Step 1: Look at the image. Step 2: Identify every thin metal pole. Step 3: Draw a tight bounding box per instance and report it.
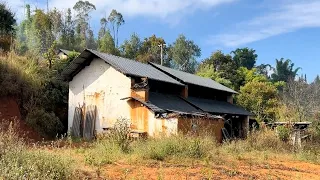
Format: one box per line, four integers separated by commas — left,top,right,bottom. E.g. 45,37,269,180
160,44,163,65
159,43,166,65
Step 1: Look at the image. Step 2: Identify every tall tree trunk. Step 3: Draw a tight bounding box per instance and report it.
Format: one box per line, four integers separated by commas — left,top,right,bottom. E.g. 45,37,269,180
116,26,119,48
112,23,115,48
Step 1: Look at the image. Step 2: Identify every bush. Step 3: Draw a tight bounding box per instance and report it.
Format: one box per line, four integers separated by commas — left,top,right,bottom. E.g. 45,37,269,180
0,150,73,179
85,140,123,166
133,135,215,161
223,129,288,153
276,126,291,142
107,118,131,153
0,122,73,179
26,108,64,138
0,52,68,137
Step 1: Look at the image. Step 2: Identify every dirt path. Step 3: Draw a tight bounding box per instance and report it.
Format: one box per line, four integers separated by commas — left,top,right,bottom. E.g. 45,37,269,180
96,160,320,180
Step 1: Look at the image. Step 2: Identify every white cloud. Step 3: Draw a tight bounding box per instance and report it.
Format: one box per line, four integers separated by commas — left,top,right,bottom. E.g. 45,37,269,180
208,0,320,47
8,0,235,24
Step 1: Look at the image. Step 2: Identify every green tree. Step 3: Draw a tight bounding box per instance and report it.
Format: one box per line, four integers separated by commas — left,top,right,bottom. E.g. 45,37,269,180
59,8,76,50
271,58,300,82
169,34,201,73
197,64,233,88
48,8,62,40
73,0,96,49
237,81,279,122
31,9,53,55
44,41,58,69
15,5,31,54
255,63,272,78
137,35,168,64
235,67,269,89
108,9,125,47
198,50,237,88
98,17,107,40
87,29,96,49
231,48,257,69
0,2,16,51
120,33,142,59
99,30,119,55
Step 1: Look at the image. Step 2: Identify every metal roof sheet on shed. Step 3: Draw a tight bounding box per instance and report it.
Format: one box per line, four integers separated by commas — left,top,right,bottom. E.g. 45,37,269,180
149,62,237,94
187,97,253,116
59,49,73,55
121,96,165,113
148,92,203,114
61,49,183,86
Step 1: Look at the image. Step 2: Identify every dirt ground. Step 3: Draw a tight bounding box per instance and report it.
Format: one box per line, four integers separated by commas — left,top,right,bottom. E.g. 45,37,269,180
73,158,320,180
0,97,42,141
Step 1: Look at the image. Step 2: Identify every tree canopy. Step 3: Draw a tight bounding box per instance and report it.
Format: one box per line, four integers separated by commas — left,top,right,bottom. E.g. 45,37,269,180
0,2,16,51
231,48,257,70
168,34,201,73
271,58,300,82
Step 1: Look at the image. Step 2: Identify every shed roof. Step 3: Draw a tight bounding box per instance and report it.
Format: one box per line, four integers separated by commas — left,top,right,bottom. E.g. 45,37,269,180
149,62,237,94
120,96,165,113
186,97,253,116
61,49,183,86
148,92,203,114
59,49,72,55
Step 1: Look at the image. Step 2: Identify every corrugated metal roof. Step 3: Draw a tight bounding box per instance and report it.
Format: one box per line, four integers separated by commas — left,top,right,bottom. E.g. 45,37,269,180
149,62,237,94
121,97,165,113
61,49,183,86
149,92,203,114
121,94,221,119
187,97,253,116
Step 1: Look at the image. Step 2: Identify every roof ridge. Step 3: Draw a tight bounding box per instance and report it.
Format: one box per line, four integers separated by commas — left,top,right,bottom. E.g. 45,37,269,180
83,49,184,86
148,62,237,94
149,62,213,81
89,49,149,66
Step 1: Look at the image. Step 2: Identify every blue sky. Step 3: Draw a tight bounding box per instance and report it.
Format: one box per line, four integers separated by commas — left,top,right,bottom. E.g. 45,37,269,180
8,0,320,82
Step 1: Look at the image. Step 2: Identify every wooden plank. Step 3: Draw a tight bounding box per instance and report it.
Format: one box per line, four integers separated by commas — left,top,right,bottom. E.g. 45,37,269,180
83,105,96,140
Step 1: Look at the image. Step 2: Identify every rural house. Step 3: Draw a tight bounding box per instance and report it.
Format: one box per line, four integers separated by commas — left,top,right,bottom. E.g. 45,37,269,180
61,49,252,142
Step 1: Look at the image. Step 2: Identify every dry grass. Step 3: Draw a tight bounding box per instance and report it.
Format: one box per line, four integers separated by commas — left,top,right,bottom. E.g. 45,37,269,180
2,121,320,179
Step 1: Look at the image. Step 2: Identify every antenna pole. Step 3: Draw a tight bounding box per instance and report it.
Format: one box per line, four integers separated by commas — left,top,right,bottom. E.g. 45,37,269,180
158,43,166,65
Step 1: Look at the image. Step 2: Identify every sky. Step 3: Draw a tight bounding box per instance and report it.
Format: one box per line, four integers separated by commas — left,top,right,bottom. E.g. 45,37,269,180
6,0,320,82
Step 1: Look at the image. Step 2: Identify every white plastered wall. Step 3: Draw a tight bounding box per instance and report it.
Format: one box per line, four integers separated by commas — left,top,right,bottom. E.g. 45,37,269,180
68,58,131,132
147,110,178,137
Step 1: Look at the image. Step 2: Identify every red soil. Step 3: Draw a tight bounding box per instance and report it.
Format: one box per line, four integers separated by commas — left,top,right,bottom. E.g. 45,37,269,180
98,160,320,180
0,97,42,141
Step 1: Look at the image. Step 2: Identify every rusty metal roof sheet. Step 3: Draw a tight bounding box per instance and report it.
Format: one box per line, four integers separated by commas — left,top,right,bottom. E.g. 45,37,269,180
186,97,253,116
149,62,237,94
61,49,183,86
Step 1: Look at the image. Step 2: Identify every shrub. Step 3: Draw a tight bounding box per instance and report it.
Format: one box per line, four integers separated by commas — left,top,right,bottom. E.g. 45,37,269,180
133,135,215,161
276,126,291,142
0,150,73,179
223,129,288,153
0,121,74,179
26,108,64,138
107,118,131,153
0,53,68,137
85,140,123,166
